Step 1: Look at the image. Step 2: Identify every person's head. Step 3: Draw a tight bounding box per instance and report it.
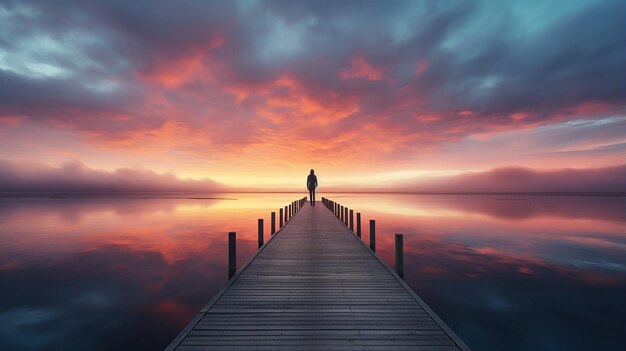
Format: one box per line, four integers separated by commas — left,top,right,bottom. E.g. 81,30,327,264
310,169,315,175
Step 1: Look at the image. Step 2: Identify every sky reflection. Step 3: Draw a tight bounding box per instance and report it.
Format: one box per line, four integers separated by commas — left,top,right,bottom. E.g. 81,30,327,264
0,193,625,350
0,193,300,350
327,193,626,350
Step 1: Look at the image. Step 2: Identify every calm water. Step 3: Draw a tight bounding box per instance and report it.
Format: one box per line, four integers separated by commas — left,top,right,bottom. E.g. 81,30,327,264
0,193,625,350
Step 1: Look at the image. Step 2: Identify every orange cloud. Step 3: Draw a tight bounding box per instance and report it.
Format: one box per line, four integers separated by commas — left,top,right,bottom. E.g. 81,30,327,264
135,35,225,88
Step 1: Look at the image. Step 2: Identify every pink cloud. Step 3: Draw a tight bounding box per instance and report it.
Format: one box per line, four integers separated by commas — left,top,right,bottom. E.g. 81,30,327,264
402,165,626,194
340,56,385,81
0,159,225,192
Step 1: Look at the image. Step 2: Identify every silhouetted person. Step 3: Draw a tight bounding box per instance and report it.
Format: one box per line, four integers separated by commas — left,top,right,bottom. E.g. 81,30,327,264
307,169,318,206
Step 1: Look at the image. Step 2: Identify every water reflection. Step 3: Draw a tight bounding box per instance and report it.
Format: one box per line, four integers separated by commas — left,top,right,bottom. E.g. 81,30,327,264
1,193,625,350
0,193,300,350
328,193,626,351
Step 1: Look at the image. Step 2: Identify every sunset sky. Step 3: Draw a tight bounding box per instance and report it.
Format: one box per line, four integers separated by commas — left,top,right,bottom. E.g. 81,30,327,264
0,0,624,190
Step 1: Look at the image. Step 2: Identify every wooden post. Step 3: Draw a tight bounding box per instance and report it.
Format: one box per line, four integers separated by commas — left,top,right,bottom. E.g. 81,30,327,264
349,209,354,231
258,219,264,248
279,208,283,228
369,220,376,252
271,212,276,235
341,205,344,222
284,206,288,223
395,233,404,279
344,207,348,225
228,232,236,279
356,212,361,238
289,203,292,218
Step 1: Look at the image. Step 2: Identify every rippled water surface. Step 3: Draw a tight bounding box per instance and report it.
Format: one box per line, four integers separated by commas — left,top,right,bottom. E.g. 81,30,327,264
1,193,625,350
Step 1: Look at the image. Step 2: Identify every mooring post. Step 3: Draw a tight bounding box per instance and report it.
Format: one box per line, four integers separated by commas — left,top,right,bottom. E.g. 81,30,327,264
258,219,264,248
284,206,288,223
271,212,276,235
341,205,344,222
289,203,292,218
344,207,348,225
370,220,376,252
395,233,404,279
356,212,361,238
279,208,283,228
228,231,236,279
349,209,354,231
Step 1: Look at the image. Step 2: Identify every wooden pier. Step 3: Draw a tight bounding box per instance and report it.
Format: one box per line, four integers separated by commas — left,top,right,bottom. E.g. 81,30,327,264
166,197,470,350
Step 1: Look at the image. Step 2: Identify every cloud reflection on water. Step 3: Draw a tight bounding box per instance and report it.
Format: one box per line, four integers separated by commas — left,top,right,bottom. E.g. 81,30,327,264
0,193,625,350
330,193,626,350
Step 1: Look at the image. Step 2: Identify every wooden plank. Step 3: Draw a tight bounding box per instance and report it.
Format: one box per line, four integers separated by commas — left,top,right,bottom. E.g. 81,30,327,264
166,202,470,350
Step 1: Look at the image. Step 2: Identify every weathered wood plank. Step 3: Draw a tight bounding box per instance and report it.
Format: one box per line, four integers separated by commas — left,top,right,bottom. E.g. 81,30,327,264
166,202,470,350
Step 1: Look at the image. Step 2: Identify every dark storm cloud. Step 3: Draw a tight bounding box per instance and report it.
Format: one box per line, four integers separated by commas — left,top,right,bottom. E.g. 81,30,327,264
0,0,624,145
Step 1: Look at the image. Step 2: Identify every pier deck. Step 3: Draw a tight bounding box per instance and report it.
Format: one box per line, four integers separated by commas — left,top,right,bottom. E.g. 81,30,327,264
166,202,469,350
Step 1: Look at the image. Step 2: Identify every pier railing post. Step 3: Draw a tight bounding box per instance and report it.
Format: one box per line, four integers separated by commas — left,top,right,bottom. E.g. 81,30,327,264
284,206,288,223
349,209,354,231
356,213,361,238
258,219,264,248
289,203,292,218
344,207,348,225
395,233,404,279
271,212,276,235
370,220,376,252
340,205,344,222
228,232,236,279
279,208,283,228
